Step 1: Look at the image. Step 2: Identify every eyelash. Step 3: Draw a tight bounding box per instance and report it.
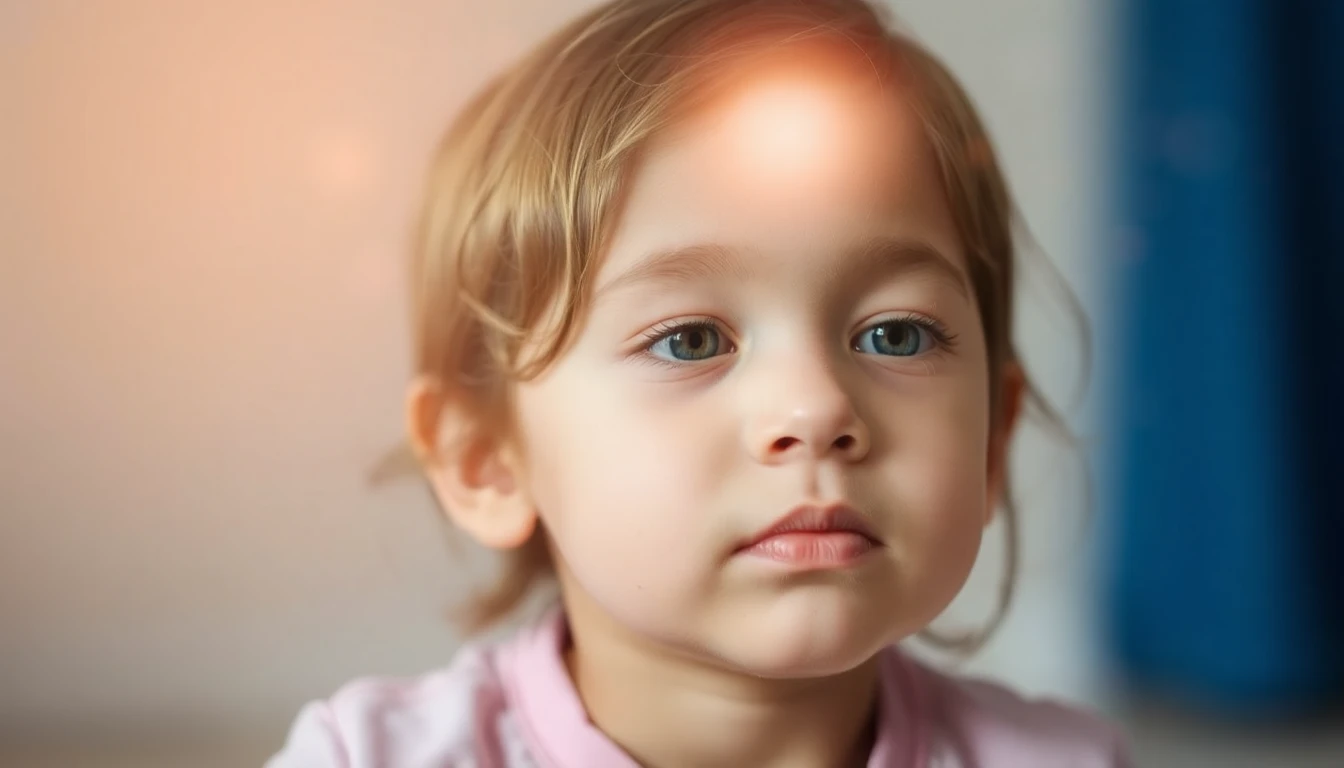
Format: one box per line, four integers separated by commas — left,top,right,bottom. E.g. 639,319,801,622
854,314,958,354
636,319,729,369
634,314,957,368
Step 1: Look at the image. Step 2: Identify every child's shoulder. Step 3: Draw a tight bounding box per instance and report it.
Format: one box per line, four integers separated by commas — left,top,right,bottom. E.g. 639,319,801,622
264,638,529,768
894,650,1132,767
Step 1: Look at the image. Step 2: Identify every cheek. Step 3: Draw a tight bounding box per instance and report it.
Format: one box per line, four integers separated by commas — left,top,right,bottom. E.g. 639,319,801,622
901,395,988,513
513,372,724,604
879,369,990,591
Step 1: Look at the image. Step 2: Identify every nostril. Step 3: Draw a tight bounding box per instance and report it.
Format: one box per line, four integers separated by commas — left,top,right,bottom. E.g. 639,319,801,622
834,434,856,451
771,436,800,453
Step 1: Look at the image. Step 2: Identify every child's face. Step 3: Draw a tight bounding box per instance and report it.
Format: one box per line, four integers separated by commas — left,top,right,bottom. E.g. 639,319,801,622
513,69,1001,676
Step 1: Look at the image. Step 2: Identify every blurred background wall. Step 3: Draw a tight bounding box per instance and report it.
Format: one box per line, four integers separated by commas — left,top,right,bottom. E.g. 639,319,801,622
1107,0,1344,721
1,1,1339,766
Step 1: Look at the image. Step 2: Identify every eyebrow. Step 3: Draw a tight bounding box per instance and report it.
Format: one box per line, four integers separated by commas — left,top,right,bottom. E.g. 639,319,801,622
593,235,970,302
842,235,971,301
593,243,749,302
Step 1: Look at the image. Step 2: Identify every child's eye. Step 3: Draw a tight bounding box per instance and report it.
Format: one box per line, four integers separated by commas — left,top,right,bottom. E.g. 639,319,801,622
644,321,732,362
851,318,944,357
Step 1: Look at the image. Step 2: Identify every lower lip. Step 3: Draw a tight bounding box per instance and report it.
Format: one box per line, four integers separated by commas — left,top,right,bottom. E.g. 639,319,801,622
738,532,877,568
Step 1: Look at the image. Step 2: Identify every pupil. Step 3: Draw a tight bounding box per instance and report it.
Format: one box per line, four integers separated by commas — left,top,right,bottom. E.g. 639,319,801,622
672,328,714,359
880,323,913,353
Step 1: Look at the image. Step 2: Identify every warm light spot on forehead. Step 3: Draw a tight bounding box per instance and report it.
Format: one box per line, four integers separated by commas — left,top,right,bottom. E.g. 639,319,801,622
708,71,883,203
737,80,837,167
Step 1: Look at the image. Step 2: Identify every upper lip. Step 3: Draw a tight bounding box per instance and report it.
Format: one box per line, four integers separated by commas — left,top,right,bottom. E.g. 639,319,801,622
738,503,882,550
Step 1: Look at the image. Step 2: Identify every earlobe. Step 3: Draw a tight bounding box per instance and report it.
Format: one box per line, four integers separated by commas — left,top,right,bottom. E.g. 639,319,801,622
405,376,538,550
984,361,1026,525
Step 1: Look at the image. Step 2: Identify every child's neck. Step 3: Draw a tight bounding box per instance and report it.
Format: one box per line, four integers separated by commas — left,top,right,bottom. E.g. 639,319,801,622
561,598,881,768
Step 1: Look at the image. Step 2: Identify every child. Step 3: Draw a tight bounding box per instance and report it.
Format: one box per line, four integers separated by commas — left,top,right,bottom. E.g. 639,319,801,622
270,0,1129,765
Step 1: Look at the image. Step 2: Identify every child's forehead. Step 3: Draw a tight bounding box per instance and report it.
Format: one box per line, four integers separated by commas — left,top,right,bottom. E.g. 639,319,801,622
691,67,901,188
639,46,925,193
601,65,948,269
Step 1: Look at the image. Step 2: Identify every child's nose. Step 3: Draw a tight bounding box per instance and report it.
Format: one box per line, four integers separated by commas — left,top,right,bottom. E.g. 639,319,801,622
740,361,870,465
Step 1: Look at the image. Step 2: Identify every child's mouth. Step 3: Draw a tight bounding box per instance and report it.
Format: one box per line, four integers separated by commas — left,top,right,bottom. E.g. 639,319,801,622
735,503,882,568
738,531,878,567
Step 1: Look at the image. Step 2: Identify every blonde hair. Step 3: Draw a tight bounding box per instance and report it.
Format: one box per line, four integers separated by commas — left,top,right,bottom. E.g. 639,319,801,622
392,0,1083,653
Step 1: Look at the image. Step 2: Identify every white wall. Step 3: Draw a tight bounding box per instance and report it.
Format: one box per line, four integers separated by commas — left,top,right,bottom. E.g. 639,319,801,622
0,0,1112,762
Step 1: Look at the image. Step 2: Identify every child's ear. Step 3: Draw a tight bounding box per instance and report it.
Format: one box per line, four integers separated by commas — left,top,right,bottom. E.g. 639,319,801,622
405,375,537,550
985,361,1026,525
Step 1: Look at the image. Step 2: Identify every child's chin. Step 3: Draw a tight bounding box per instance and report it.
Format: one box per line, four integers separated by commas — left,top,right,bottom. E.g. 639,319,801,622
711,612,899,679
730,641,884,680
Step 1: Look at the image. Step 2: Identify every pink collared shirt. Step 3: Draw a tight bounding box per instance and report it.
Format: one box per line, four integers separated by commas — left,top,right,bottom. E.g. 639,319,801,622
268,610,1130,767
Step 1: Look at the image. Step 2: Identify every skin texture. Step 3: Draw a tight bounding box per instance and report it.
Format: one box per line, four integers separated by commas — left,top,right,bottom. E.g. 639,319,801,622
411,63,1023,768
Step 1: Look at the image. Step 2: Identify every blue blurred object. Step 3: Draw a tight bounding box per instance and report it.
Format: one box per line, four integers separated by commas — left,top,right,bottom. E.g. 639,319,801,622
1109,0,1344,714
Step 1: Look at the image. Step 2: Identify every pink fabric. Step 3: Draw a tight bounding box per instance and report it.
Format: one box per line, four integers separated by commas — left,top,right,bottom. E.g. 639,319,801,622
268,609,1130,767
